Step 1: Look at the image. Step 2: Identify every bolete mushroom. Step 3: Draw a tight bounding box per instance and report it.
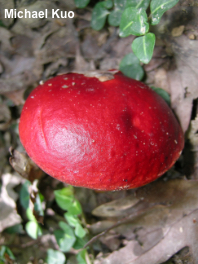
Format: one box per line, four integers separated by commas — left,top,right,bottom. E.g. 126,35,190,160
19,70,184,191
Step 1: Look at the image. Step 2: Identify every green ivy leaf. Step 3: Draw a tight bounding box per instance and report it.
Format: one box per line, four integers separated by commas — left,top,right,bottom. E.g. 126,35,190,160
64,213,79,227
74,0,90,8
73,237,87,250
108,9,122,26
0,20,6,28
119,53,144,80
114,0,127,8
54,187,74,211
25,221,42,239
126,0,150,10
119,7,149,37
76,249,87,264
150,0,179,25
150,86,171,105
55,222,76,252
0,246,15,261
132,33,155,64
59,221,72,233
46,249,66,264
108,0,127,26
68,199,82,215
103,0,113,9
64,213,86,238
26,207,36,222
59,186,74,196
34,192,44,216
91,2,110,31
5,224,23,234
19,180,31,209
75,223,86,238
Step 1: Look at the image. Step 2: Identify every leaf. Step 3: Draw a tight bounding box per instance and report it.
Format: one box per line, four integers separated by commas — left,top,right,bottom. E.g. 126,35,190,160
119,7,149,37
103,0,113,9
76,249,87,264
9,148,43,181
93,179,198,263
167,35,198,132
150,86,171,105
26,207,36,221
0,103,11,130
91,2,110,31
19,180,31,210
108,0,127,26
108,9,123,27
126,0,150,10
114,0,127,7
131,33,155,64
25,220,42,239
0,20,6,28
74,0,90,8
64,213,79,227
54,187,74,211
92,194,139,218
59,221,73,233
68,199,82,215
46,249,66,264
5,224,23,234
0,173,22,232
58,186,74,197
119,53,144,80
75,223,87,238
150,0,179,25
34,192,44,216
65,213,86,238
0,246,15,261
55,223,76,252
73,237,87,250
55,187,82,214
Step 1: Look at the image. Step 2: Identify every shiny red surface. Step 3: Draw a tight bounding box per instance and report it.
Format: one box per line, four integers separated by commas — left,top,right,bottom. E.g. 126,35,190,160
19,71,184,190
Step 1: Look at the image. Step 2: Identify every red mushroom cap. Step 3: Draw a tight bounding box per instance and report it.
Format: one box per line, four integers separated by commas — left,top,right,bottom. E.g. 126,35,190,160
19,71,184,191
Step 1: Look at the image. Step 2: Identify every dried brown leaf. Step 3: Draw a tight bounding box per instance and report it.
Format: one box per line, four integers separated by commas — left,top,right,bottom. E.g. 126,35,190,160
0,103,11,130
185,114,198,179
92,195,139,218
9,149,45,223
0,0,14,27
9,148,44,182
0,73,34,94
188,114,198,151
0,27,13,52
92,179,198,263
167,35,198,133
17,1,57,29
0,173,22,232
3,89,26,105
94,210,198,264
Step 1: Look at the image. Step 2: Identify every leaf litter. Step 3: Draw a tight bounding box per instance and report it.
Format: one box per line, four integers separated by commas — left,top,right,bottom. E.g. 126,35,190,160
92,179,198,264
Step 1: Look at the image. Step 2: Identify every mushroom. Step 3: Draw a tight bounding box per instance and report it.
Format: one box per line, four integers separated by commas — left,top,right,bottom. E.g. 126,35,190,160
19,71,184,191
